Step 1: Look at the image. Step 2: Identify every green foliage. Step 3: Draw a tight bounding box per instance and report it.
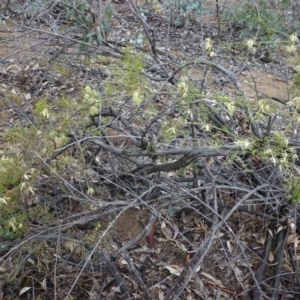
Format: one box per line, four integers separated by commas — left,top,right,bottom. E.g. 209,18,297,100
161,116,180,142
65,0,116,49
0,186,55,240
21,0,53,17
0,156,25,194
245,132,297,171
34,98,49,115
224,0,300,41
52,63,72,76
0,88,97,241
1,85,99,184
18,0,116,51
129,33,145,48
164,0,202,15
105,48,147,97
0,194,27,240
163,0,202,27
294,72,300,87
286,178,300,203
83,85,101,115
0,160,38,240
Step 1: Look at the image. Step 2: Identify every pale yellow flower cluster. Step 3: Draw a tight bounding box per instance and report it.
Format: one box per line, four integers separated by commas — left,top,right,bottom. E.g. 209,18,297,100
205,38,216,57
132,88,143,105
177,76,189,98
246,38,256,52
84,86,101,115
286,33,299,53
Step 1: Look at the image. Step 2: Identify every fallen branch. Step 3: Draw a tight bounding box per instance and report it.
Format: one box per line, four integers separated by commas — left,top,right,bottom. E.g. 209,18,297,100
252,233,273,300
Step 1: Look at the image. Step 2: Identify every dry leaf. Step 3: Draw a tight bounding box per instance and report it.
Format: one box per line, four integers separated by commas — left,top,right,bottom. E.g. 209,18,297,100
173,223,179,239
201,272,224,287
161,221,173,239
287,233,297,245
164,265,182,276
294,165,300,176
0,258,14,272
182,214,194,224
158,290,164,300
175,240,188,252
207,157,214,167
294,236,300,249
277,225,285,233
92,278,101,293
19,287,31,296
234,267,243,281
227,240,232,254
41,279,47,291
267,229,273,237
88,290,99,300
214,232,224,239
290,222,296,233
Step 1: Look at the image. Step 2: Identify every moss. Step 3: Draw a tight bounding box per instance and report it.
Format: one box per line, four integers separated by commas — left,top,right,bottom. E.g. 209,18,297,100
1,90,23,106
0,156,25,194
0,189,27,240
286,178,300,203
294,72,300,87
51,62,72,76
